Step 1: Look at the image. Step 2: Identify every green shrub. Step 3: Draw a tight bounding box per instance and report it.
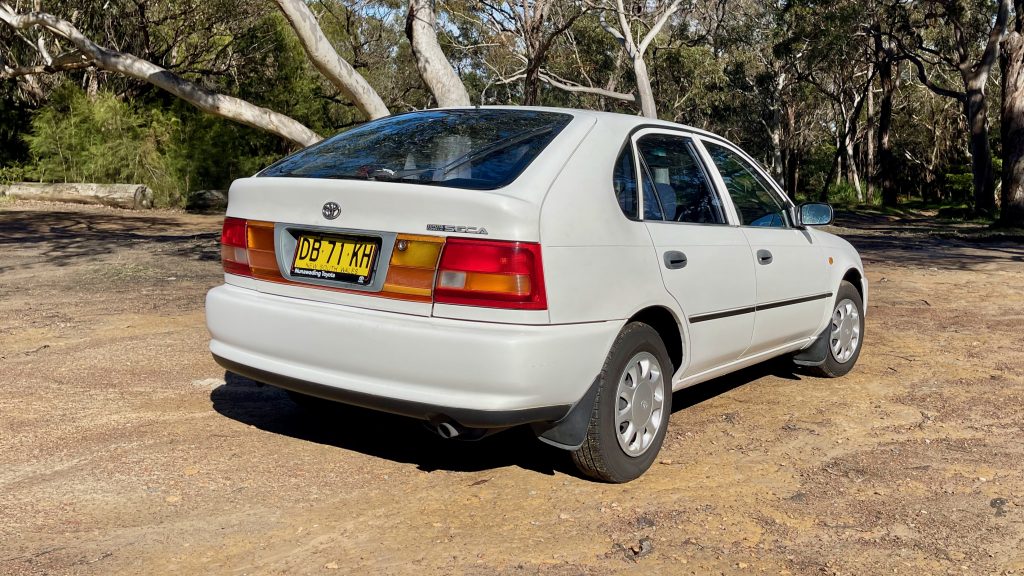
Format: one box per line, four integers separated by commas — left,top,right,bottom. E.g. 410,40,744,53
24,85,184,207
0,164,35,184
943,171,973,203
824,181,864,207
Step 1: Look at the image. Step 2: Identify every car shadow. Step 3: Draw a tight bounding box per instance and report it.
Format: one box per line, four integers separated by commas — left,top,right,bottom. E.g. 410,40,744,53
672,356,803,413
210,360,798,478
209,371,573,477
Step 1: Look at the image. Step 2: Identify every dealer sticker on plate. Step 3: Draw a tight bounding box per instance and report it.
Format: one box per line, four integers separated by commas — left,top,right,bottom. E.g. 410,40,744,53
291,234,377,284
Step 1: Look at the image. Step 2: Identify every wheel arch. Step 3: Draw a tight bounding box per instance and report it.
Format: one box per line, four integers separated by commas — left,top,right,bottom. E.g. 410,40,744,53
627,305,684,374
841,267,864,300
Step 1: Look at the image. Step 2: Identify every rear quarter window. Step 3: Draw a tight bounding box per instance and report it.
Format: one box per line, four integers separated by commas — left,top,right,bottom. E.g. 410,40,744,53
259,110,573,191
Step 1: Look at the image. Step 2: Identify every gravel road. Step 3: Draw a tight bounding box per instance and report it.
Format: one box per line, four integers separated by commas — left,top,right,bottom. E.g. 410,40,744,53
1,200,1022,575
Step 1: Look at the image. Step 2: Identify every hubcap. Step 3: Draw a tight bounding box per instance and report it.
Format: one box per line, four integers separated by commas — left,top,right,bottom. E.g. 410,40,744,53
614,352,666,457
830,298,861,363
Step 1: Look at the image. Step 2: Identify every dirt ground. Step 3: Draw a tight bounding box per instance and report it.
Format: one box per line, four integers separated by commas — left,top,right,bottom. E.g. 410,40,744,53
1,199,1022,576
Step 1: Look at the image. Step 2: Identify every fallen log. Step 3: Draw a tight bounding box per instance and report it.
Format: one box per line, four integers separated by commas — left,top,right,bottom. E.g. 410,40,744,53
0,182,154,209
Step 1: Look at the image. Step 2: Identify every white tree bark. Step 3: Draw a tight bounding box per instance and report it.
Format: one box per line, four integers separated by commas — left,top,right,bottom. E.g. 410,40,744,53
538,70,636,102
406,0,470,107
632,55,657,118
598,0,684,118
274,0,390,119
0,5,322,147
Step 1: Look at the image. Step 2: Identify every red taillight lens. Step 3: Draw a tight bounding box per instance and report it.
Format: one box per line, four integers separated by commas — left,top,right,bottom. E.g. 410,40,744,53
434,238,546,310
221,217,252,276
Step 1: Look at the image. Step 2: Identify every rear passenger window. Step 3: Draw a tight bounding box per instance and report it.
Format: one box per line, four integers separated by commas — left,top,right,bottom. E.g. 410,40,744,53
636,134,725,224
613,146,639,219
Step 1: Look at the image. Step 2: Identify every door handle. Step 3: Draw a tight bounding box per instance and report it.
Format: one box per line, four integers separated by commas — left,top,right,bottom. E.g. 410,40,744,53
757,249,773,265
663,250,688,269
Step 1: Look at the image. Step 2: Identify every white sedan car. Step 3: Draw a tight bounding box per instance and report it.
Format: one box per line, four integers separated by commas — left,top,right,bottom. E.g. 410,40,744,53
206,107,866,482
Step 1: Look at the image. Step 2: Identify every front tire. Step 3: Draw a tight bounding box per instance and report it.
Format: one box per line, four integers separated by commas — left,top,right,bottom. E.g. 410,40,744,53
572,322,673,483
806,280,864,378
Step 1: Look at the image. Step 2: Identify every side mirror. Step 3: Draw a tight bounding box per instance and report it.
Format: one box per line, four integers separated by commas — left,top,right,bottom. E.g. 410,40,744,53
796,202,834,227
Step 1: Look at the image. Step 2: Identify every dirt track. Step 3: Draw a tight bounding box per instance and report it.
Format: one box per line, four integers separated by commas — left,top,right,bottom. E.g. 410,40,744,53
1,200,1022,575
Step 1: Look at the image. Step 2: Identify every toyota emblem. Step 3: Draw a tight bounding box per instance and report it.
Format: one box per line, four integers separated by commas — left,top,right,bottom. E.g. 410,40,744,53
322,201,341,220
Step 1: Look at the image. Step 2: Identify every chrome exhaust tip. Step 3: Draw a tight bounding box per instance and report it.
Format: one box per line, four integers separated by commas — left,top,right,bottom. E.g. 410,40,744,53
435,421,461,439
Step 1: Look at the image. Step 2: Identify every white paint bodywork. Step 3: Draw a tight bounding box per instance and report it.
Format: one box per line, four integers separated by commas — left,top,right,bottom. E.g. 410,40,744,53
206,106,866,422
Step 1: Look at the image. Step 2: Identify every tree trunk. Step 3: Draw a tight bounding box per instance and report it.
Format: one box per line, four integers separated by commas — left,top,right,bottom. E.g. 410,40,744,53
784,104,799,197
768,108,784,186
841,127,863,201
275,0,390,120
523,59,542,106
865,76,875,203
878,58,898,207
964,82,997,215
633,56,657,118
820,135,841,202
406,0,470,108
1001,25,1024,227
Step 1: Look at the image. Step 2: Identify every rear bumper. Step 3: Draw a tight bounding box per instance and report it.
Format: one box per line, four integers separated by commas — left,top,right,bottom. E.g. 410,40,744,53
213,354,570,428
206,284,622,428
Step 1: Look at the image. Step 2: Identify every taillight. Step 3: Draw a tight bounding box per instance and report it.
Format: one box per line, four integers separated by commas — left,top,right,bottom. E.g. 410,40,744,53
220,220,545,310
382,234,444,301
434,238,546,310
246,221,281,280
221,217,251,276
221,217,280,279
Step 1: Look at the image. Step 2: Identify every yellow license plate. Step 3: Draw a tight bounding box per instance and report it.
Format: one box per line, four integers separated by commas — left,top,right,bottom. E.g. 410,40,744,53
291,234,378,283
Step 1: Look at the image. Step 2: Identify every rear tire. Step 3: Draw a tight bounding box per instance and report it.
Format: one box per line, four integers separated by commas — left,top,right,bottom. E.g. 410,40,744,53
805,280,864,378
572,322,673,483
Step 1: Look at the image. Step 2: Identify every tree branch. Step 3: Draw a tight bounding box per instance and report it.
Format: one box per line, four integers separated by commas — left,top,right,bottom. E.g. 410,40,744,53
638,0,684,55
538,70,636,101
1,59,91,78
273,0,390,119
598,10,626,45
0,5,322,147
902,47,967,100
406,0,470,108
974,0,1012,81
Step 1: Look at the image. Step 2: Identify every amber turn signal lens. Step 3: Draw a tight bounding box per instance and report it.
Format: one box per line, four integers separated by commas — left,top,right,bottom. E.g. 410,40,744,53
382,234,444,299
245,220,281,280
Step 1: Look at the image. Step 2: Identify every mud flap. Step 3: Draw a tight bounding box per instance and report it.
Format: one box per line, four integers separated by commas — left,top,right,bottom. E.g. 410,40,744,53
532,376,601,451
793,325,829,367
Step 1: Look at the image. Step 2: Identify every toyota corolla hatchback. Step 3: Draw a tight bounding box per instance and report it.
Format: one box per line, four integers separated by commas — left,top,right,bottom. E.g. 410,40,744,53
206,107,866,482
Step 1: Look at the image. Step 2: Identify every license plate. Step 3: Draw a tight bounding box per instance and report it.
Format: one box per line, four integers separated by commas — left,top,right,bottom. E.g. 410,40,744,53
291,234,378,284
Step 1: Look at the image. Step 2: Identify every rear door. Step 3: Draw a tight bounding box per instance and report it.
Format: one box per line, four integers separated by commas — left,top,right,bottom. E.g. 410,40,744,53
699,139,830,353
634,129,756,376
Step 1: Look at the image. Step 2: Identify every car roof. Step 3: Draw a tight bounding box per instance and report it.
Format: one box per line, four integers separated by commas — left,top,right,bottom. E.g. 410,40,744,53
432,105,723,141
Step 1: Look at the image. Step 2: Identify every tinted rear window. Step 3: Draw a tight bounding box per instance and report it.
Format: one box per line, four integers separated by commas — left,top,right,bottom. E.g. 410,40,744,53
259,110,573,190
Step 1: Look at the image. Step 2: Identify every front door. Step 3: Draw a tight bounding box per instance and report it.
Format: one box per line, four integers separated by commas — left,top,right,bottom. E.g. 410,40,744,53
700,139,830,354
634,130,757,377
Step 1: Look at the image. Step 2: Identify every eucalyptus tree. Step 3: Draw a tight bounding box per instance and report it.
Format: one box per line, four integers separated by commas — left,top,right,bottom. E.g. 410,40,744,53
869,15,903,206
0,0,469,146
895,0,1011,215
589,0,688,118
458,0,589,105
1000,0,1024,226
406,0,470,106
713,0,815,187
0,2,321,145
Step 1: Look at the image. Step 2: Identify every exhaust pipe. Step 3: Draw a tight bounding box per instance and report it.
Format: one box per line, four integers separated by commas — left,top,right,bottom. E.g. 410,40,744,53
428,418,493,440
435,421,462,439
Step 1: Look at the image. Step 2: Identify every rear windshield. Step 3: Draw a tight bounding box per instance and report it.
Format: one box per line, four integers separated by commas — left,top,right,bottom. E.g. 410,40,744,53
258,109,573,190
